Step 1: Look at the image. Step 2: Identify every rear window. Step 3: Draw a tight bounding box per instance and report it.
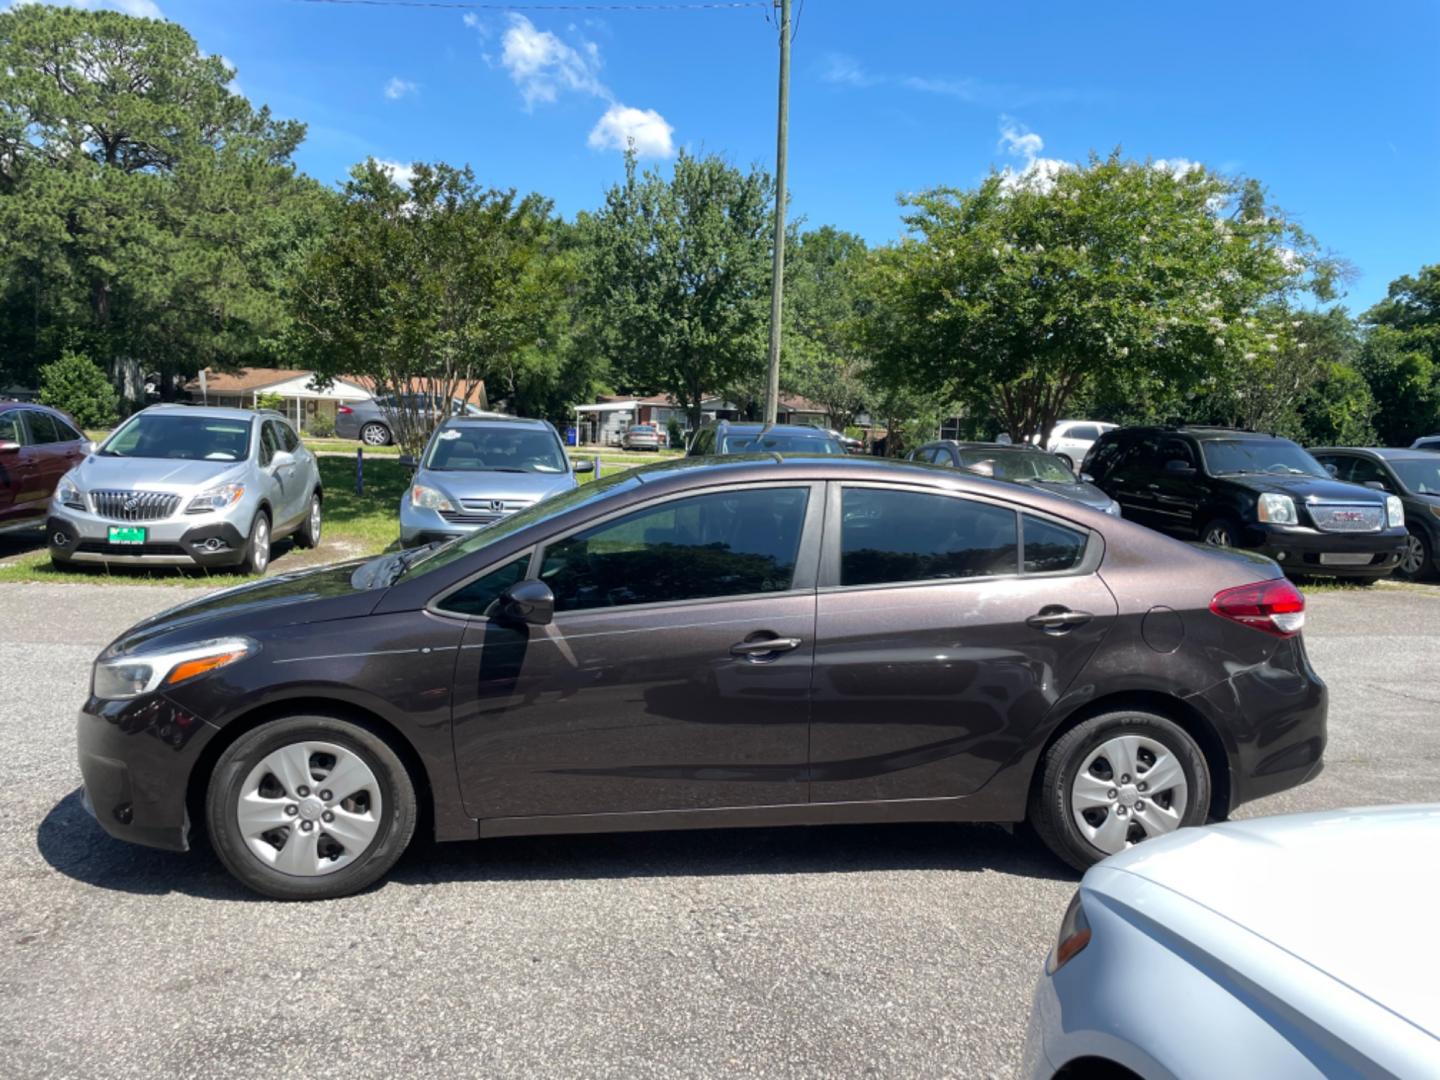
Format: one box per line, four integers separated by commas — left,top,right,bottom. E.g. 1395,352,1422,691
721,433,843,454
840,488,1019,586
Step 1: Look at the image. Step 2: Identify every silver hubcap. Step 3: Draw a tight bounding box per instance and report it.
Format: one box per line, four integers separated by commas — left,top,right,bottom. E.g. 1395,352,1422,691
237,741,383,877
1400,534,1423,575
1204,525,1231,547
1071,734,1189,855
309,497,322,542
362,424,387,445
252,517,270,572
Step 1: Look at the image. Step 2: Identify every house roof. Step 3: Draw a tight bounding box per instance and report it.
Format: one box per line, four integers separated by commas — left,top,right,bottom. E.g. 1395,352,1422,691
186,367,306,394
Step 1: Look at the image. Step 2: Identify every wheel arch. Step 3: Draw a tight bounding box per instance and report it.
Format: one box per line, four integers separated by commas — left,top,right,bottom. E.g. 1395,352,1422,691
1028,690,1232,821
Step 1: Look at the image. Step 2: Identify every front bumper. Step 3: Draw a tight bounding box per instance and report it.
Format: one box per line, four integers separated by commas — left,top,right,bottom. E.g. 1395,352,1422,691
398,497,471,548
77,694,220,852
1244,522,1407,578
48,509,251,568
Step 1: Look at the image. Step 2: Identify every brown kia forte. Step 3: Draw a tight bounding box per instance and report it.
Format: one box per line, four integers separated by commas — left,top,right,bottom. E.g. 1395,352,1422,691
76,455,1326,900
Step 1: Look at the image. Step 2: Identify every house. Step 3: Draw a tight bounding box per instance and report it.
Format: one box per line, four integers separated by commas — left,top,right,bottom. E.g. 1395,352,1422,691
185,368,371,433
570,392,835,447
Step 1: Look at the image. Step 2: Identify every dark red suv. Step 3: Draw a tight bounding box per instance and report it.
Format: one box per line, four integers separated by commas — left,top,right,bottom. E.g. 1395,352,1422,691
0,402,91,534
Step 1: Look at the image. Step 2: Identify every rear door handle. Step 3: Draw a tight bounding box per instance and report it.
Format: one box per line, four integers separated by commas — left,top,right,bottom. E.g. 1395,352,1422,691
730,636,802,658
1026,607,1093,632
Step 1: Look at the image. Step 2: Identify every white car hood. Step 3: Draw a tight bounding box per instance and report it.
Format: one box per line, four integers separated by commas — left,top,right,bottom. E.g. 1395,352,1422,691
1105,805,1440,1039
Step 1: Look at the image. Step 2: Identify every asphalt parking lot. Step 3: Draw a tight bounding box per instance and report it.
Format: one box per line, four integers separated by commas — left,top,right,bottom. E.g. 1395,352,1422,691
2,581,1437,1079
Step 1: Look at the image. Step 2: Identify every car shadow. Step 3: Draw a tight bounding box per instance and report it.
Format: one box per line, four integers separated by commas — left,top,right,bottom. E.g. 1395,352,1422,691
38,787,1078,903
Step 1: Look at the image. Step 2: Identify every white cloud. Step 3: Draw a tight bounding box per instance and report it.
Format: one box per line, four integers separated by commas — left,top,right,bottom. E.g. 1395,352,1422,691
500,13,606,108
588,104,674,158
996,116,1069,193
1152,157,1202,179
375,159,416,189
819,53,879,88
384,76,418,101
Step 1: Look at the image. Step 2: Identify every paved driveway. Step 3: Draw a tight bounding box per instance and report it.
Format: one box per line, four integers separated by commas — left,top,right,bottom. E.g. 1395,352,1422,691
1,582,1436,1078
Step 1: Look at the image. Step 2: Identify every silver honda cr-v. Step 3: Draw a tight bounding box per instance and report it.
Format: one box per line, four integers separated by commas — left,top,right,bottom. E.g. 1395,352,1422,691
47,405,322,574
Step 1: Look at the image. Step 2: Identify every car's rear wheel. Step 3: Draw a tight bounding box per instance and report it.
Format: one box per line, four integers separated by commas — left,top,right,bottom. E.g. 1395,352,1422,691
1200,516,1240,548
1396,529,1432,581
206,715,417,900
360,422,391,447
1031,711,1211,872
296,492,322,548
239,511,270,575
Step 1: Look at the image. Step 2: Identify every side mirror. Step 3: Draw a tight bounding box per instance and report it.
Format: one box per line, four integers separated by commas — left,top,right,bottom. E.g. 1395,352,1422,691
1079,472,1095,483
1164,460,1196,475
0,439,19,455
572,458,594,473
1363,480,1387,492
399,454,418,470
269,449,295,471
498,579,554,626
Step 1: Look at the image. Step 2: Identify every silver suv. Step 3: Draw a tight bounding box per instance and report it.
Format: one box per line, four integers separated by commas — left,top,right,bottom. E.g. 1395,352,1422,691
48,405,322,574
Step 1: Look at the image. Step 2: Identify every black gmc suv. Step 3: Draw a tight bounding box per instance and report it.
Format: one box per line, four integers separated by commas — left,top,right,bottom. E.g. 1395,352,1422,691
1081,425,1408,579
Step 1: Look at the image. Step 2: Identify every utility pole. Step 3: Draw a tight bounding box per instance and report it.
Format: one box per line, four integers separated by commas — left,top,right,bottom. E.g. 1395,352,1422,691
763,0,791,425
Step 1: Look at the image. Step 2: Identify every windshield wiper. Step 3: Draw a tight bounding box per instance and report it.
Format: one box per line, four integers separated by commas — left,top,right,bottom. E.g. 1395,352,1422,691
380,542,441,586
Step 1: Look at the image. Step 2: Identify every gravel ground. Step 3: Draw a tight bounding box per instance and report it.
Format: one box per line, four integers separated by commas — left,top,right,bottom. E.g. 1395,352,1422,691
0,581,1436,1079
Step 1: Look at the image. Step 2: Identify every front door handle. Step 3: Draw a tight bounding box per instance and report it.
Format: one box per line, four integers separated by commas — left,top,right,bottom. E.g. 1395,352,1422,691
730,636,802,658
1026,607,1093,633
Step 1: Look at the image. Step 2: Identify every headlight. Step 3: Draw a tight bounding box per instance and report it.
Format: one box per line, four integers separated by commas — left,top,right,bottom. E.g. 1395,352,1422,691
410,484,455,512
1257,492,1297,525
57,473,86,511
187,482,245,513
1386,495,1405,529
1104,500,1122,517
92,638,255,700
1046,891,1092,975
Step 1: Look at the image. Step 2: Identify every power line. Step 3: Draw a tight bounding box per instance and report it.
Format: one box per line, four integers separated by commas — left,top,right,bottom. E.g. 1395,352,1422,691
286,0,767,11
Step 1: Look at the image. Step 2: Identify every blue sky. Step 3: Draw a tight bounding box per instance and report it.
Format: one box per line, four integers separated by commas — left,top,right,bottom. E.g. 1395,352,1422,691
61,1,1440,310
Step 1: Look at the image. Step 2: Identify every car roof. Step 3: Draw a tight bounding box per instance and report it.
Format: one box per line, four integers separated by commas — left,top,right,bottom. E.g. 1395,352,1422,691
925,440,1047,453
140,404,261,422
714,422,835,435
1312,446,1436,461
438,415,550,430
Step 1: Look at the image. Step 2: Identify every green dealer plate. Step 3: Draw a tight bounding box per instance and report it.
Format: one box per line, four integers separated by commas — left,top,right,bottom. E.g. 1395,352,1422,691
107,526,146,545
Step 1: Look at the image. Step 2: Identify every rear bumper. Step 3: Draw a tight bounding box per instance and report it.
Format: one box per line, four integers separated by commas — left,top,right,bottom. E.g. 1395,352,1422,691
1245,522,1406,578
76,695,219,852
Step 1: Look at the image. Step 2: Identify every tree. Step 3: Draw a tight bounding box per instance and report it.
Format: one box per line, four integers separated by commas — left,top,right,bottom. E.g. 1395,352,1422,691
38,349,118,429
288,160,561,454
578,150,773,431
0,4,322,401
869,156,1342,442
782,226,870,429
1357,265,1440,444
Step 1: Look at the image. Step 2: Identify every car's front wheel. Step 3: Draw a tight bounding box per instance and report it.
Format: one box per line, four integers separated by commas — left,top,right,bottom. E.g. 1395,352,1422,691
206,715,417,900
296,492,322,548
1200,516,1240,548
239,511,270,575
1030,711,1211,872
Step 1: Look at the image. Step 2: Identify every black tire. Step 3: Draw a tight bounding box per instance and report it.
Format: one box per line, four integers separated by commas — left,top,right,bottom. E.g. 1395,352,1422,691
205,714,417,901
1056,453,1074,471
1396,528,1433,582
239,509,271,575
295,491,322,549
359,421,391,447
1199,516,1241,548
1030,711,1211,873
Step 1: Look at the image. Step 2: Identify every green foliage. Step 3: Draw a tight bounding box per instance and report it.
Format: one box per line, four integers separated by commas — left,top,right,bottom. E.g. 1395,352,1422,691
38,349,118,428
782,226,870,428
666,416,683,447
866,156,1342,441
254,392,284,412
1357,265,1440,444
578,150,773,429
308,412,336,438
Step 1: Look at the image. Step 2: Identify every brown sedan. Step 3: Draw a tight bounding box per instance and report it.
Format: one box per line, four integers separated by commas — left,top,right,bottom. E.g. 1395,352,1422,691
77,455,1325,899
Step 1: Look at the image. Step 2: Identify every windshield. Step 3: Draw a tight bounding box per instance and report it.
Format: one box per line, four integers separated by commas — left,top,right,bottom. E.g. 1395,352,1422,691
956,449,1075,483
423,425,567,473
720,432,843,454
398,469,645,580
100,414,253,462
1201,439,1328,478
1391,458,1440,495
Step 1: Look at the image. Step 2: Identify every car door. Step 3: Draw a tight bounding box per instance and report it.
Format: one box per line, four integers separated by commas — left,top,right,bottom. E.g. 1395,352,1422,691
1104,436,1165,526
274,420,313,526
13,410,78,525
446,482,824,819
0,410,34,528
1144,436,1206,536
808,483,1117,804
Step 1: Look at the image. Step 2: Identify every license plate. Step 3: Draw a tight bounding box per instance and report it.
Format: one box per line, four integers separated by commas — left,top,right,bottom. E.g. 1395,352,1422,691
1320,552,1371,566
107,526,146,545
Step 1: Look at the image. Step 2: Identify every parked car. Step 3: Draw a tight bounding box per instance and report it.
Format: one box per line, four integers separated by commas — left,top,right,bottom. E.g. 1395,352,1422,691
908,440,1121,515
1412,434,1440,452
1312,446,1440,581
816,426,863,454
1023,805,1440,1079
398,415,591,547
0,401,90,534
620,422,664,451
334,394,492,447
48,405,321,574
1082,425,1407,580
77,454,1325,899
1044,420,1117,470
687,420,845,455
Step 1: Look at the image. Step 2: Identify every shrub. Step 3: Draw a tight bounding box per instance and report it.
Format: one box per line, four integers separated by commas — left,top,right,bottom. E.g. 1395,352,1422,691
666,417,683,448
308,412,336,438
38,351,119,430
254,391,285,413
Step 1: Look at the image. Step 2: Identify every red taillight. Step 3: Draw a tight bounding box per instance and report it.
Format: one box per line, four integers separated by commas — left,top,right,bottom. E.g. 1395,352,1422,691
337,405,353,415
1210,579,1305,637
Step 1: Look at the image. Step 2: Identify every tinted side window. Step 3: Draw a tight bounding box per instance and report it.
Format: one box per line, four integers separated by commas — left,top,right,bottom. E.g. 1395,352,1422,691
1157,437,1195,467
1346,458,1387,487
1023,515,1088,574
48,414,83,442
540,487,809,612
438,555,530,617
25,411,62,444
0,412,20,443
259,421,280,465
1068,424,1100,441
840,488,1018,586
1084,437,1126,479
279,422,300,453
1314,454,1350,481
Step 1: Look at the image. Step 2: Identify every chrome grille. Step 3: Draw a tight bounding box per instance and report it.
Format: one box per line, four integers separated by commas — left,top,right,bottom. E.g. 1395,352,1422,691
91,490,182,522
1310,504,1384,533
439,510,502,526
459,498,533,514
